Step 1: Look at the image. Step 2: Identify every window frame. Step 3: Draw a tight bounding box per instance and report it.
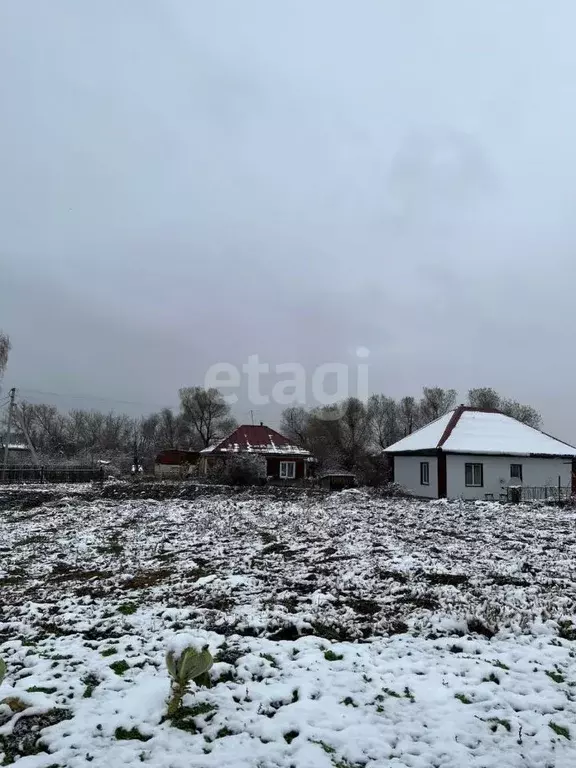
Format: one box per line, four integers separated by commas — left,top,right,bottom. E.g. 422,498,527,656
465,462,484,487
279,460,296,479
510,463,523,481
420,461,430,486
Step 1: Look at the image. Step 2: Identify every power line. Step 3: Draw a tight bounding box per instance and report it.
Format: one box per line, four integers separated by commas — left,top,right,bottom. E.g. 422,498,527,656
17,387,178,412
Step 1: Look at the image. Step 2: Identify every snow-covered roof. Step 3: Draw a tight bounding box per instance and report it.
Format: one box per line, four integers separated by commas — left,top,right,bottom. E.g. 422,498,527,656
201,424,310,456
384,407,576,457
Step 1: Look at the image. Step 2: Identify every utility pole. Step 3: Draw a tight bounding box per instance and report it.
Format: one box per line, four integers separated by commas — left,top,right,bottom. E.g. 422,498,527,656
15,404,40,468
1,387,16,482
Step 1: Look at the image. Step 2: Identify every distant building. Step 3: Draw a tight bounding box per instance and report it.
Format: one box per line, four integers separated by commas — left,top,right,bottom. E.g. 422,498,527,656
200,423,312,481
154,449,200,478
0,432,31,463
384,406,576,500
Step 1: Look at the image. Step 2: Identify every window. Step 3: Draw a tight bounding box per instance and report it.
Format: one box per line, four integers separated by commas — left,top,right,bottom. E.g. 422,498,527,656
420,461,430,485
279,461,296,479
510,463,523,481
465,463,483,487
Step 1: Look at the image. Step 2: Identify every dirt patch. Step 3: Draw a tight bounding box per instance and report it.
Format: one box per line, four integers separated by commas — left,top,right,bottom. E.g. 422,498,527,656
121,569,172,590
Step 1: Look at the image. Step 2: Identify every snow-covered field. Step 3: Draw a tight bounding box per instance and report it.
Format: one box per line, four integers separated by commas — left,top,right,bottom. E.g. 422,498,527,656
1,487,575,766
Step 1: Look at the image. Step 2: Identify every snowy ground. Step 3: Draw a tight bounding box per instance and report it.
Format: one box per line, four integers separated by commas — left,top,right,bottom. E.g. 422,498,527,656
1,488,575,766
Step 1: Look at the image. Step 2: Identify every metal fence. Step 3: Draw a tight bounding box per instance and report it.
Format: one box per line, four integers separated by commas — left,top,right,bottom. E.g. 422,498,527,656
0,465,105,484
508,485,573,503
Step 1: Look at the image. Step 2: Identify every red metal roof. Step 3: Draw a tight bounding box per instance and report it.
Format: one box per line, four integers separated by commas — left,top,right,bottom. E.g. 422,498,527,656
207,424,309,455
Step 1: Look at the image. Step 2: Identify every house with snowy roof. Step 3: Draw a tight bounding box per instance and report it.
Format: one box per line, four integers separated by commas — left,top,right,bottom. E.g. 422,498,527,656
384,406,576,500
200,423,313,481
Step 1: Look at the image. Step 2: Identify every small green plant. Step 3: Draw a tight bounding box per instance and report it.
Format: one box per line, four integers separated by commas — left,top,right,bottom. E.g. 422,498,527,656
83,673,101,699
284,730,299,744
0,658,6,685
324,650,344,662
455,693,472,704
100,648,117,657
110,660,130,676
117,603,137,616
546,669,565,684
492,660,510,671
166,644,214,716
549,721,570,739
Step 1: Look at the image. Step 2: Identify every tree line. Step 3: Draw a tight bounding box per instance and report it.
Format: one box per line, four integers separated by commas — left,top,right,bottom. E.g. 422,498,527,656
1,329,542,473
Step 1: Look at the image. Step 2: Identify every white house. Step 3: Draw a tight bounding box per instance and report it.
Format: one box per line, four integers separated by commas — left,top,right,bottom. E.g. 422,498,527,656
384,406,576,500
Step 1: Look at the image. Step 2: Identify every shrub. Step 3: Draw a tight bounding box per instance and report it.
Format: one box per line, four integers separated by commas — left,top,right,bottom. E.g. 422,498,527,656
222,455,267,486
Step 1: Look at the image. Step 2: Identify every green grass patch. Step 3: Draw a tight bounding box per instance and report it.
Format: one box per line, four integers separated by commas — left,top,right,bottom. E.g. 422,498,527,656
117,603,137,616
546,670,565,684
455,693,472,704
324,650,344,662
110,660,130,676
26,686,57,694
284,730,299,744
549,721,570,739
115,726,151,742
488,718,511,732
100,648,117,657
482,672,500,685
169,703,216,734
314,741,336,754
82,673,101,699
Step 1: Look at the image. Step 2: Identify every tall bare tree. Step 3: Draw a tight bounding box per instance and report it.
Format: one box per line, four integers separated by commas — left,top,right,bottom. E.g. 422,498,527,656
368,394,401,448
398,396,419,436
468,387,501,410
179,387,237,448
500,399,541,428
280,406,310,447
420,387,457,424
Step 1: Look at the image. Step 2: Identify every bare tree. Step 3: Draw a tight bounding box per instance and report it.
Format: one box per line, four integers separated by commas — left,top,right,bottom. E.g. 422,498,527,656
500,399,541,429
420,387,457,424
0,331,10,383
368,394,401,448
468,387,501,410
398,396,419,436
280,406,310,447
179,387,237,448
307,398,372,471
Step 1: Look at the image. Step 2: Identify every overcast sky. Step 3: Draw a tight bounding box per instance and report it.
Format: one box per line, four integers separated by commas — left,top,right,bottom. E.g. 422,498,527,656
2,1,576,437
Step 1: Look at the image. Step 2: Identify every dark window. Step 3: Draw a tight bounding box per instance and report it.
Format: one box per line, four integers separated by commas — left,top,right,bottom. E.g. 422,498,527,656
420,461,430,485
510,463,523,481
465,463,483,487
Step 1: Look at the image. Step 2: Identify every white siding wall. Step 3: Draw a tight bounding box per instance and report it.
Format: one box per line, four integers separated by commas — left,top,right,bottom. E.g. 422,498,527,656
446,454,571,500
394,455,438,498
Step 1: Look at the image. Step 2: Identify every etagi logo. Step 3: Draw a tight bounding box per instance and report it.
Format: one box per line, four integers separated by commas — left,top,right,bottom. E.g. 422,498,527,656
205,348,370,406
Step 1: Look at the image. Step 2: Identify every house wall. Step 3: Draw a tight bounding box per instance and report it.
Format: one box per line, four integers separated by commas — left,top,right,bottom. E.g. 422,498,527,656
394,455,438,498
266,457,306,480
446,454,571,500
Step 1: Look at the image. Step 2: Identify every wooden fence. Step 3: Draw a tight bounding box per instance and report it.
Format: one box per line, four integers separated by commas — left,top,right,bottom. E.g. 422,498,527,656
0,465,105,484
